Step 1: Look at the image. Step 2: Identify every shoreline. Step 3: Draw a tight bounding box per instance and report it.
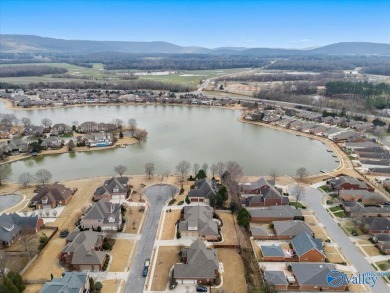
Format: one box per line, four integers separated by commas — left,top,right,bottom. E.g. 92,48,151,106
0,98,242,112
237,116,346,179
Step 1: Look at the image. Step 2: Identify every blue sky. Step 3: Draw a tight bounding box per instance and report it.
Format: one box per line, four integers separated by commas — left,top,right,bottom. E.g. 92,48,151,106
0,0,389,48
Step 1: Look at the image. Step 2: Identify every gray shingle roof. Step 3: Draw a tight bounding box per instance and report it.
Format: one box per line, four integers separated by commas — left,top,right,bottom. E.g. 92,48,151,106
273,220,312,237
264,271,288,285
291,263,346,287
249,205,301,219
82,199,121,225
41,272,88,293
250,224,272,237
94,177,129,197
291,232,324,257
260,245,284,257
178,206,219,237
174,239,219,279
188,178,218,199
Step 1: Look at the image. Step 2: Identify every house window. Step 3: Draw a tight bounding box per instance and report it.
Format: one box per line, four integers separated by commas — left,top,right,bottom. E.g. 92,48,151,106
113,188,119,193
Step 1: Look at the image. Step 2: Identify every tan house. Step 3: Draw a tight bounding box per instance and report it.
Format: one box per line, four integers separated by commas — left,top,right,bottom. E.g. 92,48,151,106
31,183,76,209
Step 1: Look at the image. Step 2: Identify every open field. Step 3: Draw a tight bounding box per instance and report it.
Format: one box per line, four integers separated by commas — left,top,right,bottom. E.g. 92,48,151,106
160,210,180,240
219,212,238,245
124,207,146,234
0,63,250,87
109,239,135,272
150,246,180,291
212,248,247,293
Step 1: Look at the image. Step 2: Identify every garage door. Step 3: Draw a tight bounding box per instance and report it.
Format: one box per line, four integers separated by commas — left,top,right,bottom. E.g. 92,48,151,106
182,279,196,284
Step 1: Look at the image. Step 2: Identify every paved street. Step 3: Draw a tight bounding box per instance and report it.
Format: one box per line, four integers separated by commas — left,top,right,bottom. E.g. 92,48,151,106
288,184,389,293
124,184,176,293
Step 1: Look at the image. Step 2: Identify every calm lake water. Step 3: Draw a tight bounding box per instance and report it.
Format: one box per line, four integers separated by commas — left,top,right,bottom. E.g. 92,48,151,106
0,194,22,211
0,103,338,181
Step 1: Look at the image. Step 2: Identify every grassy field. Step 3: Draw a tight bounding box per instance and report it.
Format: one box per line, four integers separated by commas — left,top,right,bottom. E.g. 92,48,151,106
0,63,250,87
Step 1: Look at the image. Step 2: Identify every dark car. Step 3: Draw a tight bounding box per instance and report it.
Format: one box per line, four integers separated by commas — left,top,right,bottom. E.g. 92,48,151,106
142,259,150,277
196,286,208,292
60,229,69,238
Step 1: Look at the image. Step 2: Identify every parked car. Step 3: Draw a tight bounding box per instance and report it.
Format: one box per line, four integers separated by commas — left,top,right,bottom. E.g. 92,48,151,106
142,259,150,277
60,229,69,238
196,286,208,292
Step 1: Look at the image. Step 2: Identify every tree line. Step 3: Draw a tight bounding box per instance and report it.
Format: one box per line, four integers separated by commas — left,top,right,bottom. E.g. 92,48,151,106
0,65,68,77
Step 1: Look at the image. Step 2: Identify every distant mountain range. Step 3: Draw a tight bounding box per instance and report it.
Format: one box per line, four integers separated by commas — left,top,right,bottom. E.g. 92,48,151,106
1,34,390,55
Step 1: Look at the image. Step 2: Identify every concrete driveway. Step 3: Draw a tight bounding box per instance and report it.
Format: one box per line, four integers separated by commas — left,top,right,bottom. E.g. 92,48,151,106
288,184,389,293
124,184,176,293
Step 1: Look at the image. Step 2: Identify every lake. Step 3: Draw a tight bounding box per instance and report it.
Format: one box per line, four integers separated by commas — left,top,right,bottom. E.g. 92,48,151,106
0,102,338,181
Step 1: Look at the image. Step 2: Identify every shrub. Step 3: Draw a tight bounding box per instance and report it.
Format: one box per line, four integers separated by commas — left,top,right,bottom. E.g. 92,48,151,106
185,195,190,204
168,199,176,205
176,230,181,239
95,281,103,291
178,201,184,205
96,226,102,232
179,188,184,194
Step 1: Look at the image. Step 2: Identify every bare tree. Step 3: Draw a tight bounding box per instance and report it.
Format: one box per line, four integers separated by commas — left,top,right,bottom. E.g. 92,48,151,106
68,140,75,152
128,118,137,136
225,161,243,182
114,165,127,177
72,121,79,127
0,252,9,278
18,172,34,188
193,163,200,176
0,164,11,186
145,162,155,179
216,161,226,179
210,163,218,178
20,232,35,259
201,163,209,175
293,184,305,203
133,129,148,141
21,117,32,127
35,169,52,186
41,118,52,129
161,169,170,183
296,167,309,181
113,118,123,128
269,169,278,182
176,160,191,188
52,209,58,217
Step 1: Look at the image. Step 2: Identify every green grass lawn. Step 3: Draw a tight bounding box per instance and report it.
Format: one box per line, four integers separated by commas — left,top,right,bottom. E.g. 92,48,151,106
319,185,332,193
333,211,346,218
329,206,343,212
377,261,389,271
289,202,306,209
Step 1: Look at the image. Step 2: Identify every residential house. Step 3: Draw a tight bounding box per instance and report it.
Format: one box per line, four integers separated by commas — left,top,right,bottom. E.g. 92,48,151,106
241,177,288,207
31,183,76,209
40,136,64,150
309,125,329,136
250,224,275,240
51,123,73,135
322,116,336,125
260,245,286,262
289,120,303,130
322,128,343,138
331,131,363,142
249,206,301,223
0,213,43,246
276,118,294,127
360,159,390,169
338,189,386,205
344,141,378,150
178,206,220,241
290,232,325,262
343,202,390,217
300,122,317,133
23,125,45,136
359,217,390,235
93,177,130,201
41,272,90,293
80,199,122,231
78,121,99,133
372,234,390,255
328,176,373,192
273,220,313,240
291,263,347,291
263,271,288,291
173,239,219,285
60,231,106,271
83,132,113,147
188,178,219,203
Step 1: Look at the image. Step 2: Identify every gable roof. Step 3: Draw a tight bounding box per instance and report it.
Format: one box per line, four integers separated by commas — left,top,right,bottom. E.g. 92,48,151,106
241,177,275,191
31,183,73,205
291,263,345,287
0,214,22,243
291,232,324,257
273,220,312,237
264,271,288,286
174,239,219,279
188,178,218,199
41,272,88,293
361,217,390,232
178,206,219,237
82,199,121,224
248,205,301,219
329,176,368,189
94,177,129,196
250,224,273,237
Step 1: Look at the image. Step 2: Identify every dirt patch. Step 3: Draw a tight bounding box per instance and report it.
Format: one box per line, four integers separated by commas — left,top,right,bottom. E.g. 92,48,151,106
362,245,381,256
109,239,135,272
124,207,145,233
101,280,121,293
213,248,247,293
24,284,43,293
160,210,180,240
219,212,238,245
304,215,317,225
151,246,180,291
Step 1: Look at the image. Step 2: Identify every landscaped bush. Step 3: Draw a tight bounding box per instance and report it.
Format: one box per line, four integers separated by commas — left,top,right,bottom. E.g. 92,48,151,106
326,200,334,205
178,201,184,205
176,230,181,239
168,199,176,205
179,188,184,194
185,195,190,204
